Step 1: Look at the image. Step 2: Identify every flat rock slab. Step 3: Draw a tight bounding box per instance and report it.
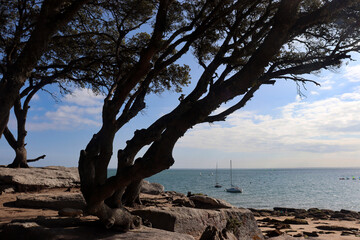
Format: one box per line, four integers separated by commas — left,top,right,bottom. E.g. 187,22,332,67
0,222,195,240
0,166,80,191
14,192,86,210
132,206,264,239
189,194,234,209
141,180,164,195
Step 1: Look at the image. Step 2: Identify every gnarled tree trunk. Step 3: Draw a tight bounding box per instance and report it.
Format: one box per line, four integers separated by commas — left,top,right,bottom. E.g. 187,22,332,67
7,146,28,168
78,128,142,230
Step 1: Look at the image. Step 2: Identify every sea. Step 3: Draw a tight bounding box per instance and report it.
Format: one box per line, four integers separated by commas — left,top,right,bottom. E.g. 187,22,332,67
108,168,360,211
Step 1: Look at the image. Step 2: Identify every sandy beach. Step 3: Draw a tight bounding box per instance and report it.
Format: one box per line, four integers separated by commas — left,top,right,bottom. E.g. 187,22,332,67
1,188,360,239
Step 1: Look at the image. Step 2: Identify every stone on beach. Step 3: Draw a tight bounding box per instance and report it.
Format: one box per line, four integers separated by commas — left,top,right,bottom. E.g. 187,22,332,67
140,180,165,195
131,206,263,239
189,194,234,209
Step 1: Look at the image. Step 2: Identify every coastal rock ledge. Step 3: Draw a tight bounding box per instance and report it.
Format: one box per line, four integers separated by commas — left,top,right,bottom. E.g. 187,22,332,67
0,166,80,192
0,166,264,240
132,206,263,239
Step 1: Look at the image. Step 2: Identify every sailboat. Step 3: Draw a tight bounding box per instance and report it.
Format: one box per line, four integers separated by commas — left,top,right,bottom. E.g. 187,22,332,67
214,163,222,188
226,160,242,193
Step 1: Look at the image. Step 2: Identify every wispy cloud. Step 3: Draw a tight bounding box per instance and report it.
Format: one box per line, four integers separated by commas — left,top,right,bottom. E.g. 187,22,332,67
63,88,104,106
344,65,360,82
317,76,335,90
178,88,360,155
28,88,103,131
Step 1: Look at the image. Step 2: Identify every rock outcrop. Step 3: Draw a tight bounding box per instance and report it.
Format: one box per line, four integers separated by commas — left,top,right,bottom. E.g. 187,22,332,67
251,207,360,221
140,180,165,195
0,221,195,240
0,166,165,194
0,166,80,192
189,194,234,209
0,166,264,240
132,206,264,239
14,192,86,210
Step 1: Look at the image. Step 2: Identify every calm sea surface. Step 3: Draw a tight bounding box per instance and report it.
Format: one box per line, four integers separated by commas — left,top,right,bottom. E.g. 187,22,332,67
108,168,360,211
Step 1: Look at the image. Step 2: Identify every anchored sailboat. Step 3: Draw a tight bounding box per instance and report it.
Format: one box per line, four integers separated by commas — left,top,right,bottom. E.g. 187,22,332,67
214,163,222,188
226,160,242,193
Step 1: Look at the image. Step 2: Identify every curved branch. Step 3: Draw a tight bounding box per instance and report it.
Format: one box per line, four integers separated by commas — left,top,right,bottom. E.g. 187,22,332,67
3,127,17,150
203,83,262,123
27,155,46,163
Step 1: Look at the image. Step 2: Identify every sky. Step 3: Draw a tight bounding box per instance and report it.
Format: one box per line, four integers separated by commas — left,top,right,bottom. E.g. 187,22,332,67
1,52,360,169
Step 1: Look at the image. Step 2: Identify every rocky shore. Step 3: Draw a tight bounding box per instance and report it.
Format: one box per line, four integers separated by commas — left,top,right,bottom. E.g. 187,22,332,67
1,166,360,239
251,208,360,239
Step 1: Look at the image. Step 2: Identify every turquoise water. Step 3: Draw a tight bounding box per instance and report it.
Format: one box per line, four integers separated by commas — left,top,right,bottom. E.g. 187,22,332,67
108,168,360,211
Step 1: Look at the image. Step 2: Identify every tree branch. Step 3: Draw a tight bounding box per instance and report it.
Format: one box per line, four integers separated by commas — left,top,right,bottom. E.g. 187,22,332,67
27,155,46,163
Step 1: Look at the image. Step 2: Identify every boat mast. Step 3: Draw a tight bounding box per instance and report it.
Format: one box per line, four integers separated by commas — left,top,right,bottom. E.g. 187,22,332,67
230,160,233,186
216,163,218,184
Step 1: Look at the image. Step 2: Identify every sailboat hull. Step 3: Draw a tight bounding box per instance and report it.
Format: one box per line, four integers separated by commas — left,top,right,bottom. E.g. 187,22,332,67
226,187,242,193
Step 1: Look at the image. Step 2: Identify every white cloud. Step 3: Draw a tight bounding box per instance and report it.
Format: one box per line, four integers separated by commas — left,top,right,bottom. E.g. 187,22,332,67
28,88,103,131
318,77,335,90
178,90,360,155
344,65,360,82
310,91,319,95
63,88,104,106
32,94,40,101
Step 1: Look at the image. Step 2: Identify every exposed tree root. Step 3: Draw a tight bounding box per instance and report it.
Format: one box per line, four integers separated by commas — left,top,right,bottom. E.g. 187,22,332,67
88,202,141,231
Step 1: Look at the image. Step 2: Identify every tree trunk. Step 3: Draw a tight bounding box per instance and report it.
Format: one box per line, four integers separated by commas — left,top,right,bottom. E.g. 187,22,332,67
122,180,143,207
8,146,28,168
79,125,142,230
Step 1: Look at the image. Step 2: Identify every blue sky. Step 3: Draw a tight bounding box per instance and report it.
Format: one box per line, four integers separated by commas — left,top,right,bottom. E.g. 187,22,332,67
1,52,360,169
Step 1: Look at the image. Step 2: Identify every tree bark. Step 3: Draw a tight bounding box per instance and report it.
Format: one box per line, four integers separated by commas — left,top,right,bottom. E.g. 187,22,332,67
7,146,28,168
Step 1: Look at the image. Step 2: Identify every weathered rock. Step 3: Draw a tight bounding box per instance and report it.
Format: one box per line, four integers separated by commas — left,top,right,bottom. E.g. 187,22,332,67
15,192,86,210
199,225,237,240
0,184,15,194
341,231,355,236
303,231,319,237
173,198,195,208
140,180,164,195
264,229,282,238
339,209,360,219
257,217,282,224
0,221,195,240
282,218,308,225
249,208,273,217
316,225,358,231
274,223,291,230
58,208,83,217
330,211,348,220
0,222,55,240
0,166,80,191
306,208,331,220
189,195,234,209
273,208,306,215
132,206,264,239
269,235,301,240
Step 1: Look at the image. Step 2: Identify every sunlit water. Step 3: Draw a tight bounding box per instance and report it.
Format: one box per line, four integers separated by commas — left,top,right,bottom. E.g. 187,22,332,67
108,168,360,211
